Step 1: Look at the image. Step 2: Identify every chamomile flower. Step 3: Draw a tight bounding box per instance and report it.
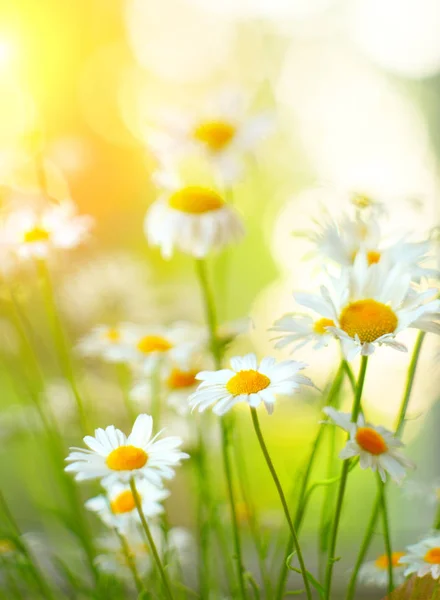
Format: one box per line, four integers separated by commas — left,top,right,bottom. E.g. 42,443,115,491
358,552,406,587
148,89,272,185
76,324,132,363
189,353,313,416
119,322,206,373
296,252,440,360
399,535,440,579
145,170,244,259
0,200,93,259
85,479,169,532
323,407,414,483
65,414,189,486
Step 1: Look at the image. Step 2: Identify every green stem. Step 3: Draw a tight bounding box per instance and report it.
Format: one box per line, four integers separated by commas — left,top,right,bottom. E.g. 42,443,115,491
37,259,89,433
115,363,136,423
195,257,247,599
346,331,426,599
434,504,440,531
129,478,174,600
195,423,212,598
250,408,312,600
0,492,55,600
275,360,346,600
377,475,394,596
324,355,368,600
115,529,144,594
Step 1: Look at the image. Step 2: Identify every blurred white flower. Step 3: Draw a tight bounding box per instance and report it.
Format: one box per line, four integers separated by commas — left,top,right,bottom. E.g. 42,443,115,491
76,324,135,364
400,534,440,579
148,89,272,185
323,407,414,483
0,200,93,260
358,552,406,587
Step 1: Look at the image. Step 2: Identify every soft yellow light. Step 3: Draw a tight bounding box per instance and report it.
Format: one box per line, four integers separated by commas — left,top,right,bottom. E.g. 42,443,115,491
0,39,14,71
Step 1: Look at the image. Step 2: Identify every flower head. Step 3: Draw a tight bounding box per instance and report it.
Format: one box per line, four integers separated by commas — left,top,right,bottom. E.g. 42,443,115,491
76,324,133,363
399,535,440,580
189,353,313,416
358,552,406,587
145,173,244,258
271,302,336,353
295,253,440,360
85,479,169,532
323,407,414,483
0,200,93,260
65,414,189,485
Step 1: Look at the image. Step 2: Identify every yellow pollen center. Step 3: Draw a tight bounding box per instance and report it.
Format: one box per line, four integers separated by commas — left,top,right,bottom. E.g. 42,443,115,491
167,368,198,390
226,369,270,396
23,226,50,243
104,328,120,343
375,552,405,569
339,299,398,344
367,250,381,265
168,186,225,214
313,318,335,335
424,548,440,564
0,540,14,554
136,335,172,354
193,120,236,151
355,427,388,455
110,490,137,514
106,445,148,471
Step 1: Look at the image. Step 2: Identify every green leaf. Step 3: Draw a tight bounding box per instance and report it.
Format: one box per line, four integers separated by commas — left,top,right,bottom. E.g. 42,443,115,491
290,567,326,599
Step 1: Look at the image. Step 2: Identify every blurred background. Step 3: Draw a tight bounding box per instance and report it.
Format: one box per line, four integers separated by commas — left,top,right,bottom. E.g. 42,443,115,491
0,0,440,598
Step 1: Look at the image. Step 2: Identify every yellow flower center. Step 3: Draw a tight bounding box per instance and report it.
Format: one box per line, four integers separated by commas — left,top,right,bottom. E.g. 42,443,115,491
110,490,137,514
23,226,50,243
424,548,440,564
168,186,225,214
106,446,148,471
0,539,15,554
339,299,398,344
355,427,388,455
352,193,374,209
313,318,335,335
367,250,381,265
136,335,172,354
226,369,270,396
193,119,236,151
167,367,198,390
375,551,405,569
104,327,120,343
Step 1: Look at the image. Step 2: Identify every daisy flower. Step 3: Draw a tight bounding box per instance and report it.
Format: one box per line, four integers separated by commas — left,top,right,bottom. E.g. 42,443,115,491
148,89,272,185
323,407,414,483
145,168,244,259
76,324,133,363
189,353,314,416
307,209,436,280
0,200,93,259
399,535,440,579
118,322,206,373
295,252,440,360
358,552,406,587
85,479,169,532
65,414,189,486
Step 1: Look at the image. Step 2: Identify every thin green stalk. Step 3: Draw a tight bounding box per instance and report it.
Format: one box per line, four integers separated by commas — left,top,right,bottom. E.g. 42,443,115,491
129,478,174,600
377,475,394,596
0,492,55,600
115,529,144,594
346,332,426,599
434,504,440,530
324,355,368,600
250,408,312,600
275,360,346,599
195,424,212,599
115,363,136,422
36,259,88,433
195,258,247,600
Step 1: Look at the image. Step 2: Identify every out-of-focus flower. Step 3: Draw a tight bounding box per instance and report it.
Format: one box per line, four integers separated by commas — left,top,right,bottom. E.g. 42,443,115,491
403,479,440,507
358,552,406,587
0,539,16,557
0,200,93,260
145,168,244,259
117,322,207,373
65,414,189,485
323,407,414,483
399,535,440,579
76,324,134,363
297,253,440,360
306,208,436,280
189,353,313,416
271,303,335,353
148,90,272,185
85,479,169,532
